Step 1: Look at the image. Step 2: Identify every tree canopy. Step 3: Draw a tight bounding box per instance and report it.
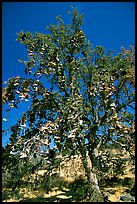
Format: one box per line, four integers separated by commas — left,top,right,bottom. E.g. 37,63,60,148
2,8,135,199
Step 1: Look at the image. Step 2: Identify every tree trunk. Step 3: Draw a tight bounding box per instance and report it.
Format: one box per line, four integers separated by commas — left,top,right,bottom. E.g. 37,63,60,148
76,137,105,201
81,150,100,191
89,170,100,190
77,137,102,192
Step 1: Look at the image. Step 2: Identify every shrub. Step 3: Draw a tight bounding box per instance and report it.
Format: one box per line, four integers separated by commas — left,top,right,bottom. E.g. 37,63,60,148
69,177,104,202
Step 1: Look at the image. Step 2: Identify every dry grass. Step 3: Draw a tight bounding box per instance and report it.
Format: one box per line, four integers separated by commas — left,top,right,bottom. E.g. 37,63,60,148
2,150,135,202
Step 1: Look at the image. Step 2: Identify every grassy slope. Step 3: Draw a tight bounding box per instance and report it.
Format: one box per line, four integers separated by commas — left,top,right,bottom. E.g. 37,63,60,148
2,150,135,202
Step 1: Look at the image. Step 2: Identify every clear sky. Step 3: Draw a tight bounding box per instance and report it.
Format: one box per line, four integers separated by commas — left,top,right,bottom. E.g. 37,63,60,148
2,2,135,147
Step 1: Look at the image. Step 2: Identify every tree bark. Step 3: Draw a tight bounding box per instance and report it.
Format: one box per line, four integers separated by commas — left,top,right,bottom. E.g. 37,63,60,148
89,170,100,190
77,137,101,191
86,136,104,191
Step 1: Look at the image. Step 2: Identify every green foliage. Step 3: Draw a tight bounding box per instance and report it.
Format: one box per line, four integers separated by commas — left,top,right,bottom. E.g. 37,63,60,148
97,149,126,180
69,177,104,202
2,169,13,188
2,7,135,194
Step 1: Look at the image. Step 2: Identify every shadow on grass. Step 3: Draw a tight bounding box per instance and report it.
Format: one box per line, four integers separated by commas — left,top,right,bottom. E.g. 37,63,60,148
2,189,13,201
2,188,23,201
18,193,73,202
3,176,106,202
2,178,91,202
100,176,135,189
17,188,87,202
2,181,77,202
4,175,134,203
17,187,105,202
100,176,124,188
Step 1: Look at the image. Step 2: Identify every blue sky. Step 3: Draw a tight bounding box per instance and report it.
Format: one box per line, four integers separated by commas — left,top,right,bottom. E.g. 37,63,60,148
2,2,135,147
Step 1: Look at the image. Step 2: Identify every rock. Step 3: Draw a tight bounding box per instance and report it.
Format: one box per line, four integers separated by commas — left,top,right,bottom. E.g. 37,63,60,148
120,193,135,202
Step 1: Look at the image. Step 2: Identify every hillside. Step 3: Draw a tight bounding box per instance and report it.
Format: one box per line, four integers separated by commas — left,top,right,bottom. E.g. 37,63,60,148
2,149,135,202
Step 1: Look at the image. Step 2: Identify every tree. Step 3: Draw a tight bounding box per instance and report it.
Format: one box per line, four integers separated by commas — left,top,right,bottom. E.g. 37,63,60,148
2,8,135,199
